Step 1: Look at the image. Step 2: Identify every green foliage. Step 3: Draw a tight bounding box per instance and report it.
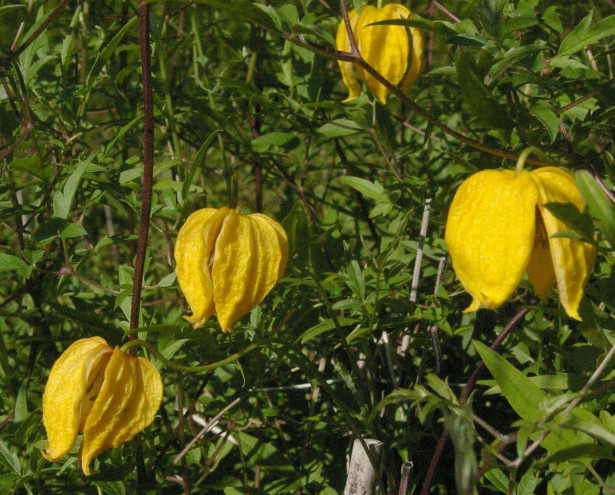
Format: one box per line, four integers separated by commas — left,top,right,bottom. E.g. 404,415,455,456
1,0,615,493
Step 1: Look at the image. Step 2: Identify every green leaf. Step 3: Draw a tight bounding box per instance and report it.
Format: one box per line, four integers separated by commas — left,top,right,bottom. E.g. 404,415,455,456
445,408,478,495
14,382,27,423
0,442,20,474
575,170,615,246
317,119,363,138
251,132,298,152
565,409,615,446
489,45,548,82
338,176,388,201
455,51,514,130
182,130,222,200
529,104,559,143
367,16,457,38
0,254,29,278
543,201,596,243
473,340,547,422
52,158,93,219
558,14,615,56
298,317,359,344
60,223,88,239
92,481,127,495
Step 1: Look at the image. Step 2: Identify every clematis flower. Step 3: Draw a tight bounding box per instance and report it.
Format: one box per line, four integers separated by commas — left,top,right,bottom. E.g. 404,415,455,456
445,166,596,320
42,337,163,475
174,207,288,331
336,3,424,104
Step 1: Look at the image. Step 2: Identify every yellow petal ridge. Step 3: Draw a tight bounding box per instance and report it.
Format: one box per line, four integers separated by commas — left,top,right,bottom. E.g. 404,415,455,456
79,347,163,475
42,337,112,462
530,167,596,320
174,207,229,327
445,170,538,311
211,210,288,331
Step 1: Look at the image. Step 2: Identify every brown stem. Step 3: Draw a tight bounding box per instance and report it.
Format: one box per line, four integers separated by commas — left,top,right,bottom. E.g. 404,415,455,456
131,2,155,340
431,0,461,23
556,77,615,114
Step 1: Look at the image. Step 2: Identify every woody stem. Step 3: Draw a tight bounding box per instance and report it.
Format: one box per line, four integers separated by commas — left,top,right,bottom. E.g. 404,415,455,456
130,0,155,346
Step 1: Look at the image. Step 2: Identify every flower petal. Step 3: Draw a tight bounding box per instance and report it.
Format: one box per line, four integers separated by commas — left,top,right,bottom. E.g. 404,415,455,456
356,4,409,104
212,210,288,331
174,207,229,327
42,337,112,462
526,212,556,301
80,347,163,475
530,167,596,320
336,9,362,102
445,169,538,311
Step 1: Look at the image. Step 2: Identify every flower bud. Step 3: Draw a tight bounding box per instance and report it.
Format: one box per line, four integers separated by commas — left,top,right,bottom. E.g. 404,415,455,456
42,337,163,475
336,3,424,104
445,167,596,319
174,207,288,331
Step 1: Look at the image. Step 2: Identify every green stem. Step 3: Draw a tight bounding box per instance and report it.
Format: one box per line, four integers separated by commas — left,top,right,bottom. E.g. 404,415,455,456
514,147,545,176
120,339,261,373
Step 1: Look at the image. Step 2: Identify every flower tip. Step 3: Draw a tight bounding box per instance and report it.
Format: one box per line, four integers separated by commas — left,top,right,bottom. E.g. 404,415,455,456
463,297,484,314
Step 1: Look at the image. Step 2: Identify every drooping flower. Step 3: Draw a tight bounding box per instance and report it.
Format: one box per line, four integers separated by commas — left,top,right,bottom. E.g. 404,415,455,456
336,3,424,104
445,166,596,320
174,207,288,331
42,337,163,475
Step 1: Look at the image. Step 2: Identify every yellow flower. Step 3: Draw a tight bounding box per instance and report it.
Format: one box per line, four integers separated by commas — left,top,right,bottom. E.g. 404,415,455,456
336,3,424,104
445,167,596,320
174,207,288,331
42,337,163,475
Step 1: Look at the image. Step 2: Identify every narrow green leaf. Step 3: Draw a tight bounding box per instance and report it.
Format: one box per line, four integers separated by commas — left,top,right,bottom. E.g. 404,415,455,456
367,16,457,37
489,45,547,82
529,104,559,144
53,158,93,219
251,132,298,152
317,119,363,138
558,14,615,56
575,170,615,246
85,17,138,90
473,340,547,422
338,176,387,201
14,382,27,423
151,0,277,31
182,130,222,200
0,442,19,474
91,481,127,495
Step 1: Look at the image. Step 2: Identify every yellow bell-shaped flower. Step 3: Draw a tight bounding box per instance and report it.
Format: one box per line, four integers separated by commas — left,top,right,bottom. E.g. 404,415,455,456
336,3,424,104
42,337,163,475
445,167,596,320
174,207,288,331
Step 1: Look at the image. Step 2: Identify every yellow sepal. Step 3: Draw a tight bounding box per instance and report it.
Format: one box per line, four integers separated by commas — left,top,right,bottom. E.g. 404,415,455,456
80,346,163,475
530,167,596,320
42,337,112,462
445,169,538,311
335,9,362,102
